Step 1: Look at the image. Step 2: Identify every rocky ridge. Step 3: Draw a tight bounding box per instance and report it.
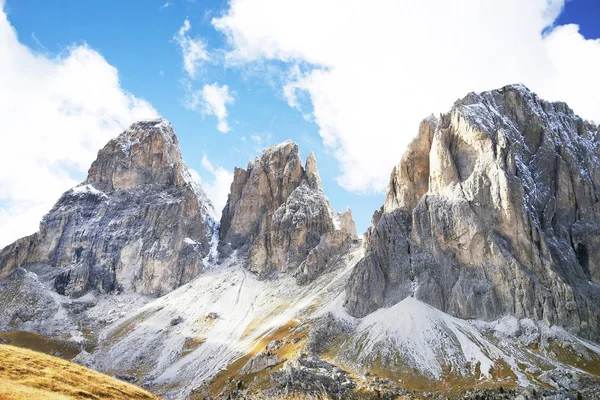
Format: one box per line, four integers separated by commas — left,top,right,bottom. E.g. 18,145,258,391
345,84,600,339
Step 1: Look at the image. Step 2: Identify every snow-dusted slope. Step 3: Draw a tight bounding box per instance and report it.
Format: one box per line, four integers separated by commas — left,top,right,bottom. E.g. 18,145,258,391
325,296,600,389
83,246,364,399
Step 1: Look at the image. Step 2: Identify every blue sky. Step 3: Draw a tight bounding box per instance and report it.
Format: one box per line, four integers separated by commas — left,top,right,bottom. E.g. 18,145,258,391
3,0,384,233
1,0,599,246
555,0,600,38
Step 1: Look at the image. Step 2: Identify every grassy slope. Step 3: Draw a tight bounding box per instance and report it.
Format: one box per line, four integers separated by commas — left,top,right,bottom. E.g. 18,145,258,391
0,344,159,400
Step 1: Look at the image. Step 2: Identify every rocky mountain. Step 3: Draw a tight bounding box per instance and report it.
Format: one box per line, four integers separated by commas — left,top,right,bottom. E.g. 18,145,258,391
0,119,215,297
0,119,218,337
345,84,600,339
1,85,600,400
219,140,358,280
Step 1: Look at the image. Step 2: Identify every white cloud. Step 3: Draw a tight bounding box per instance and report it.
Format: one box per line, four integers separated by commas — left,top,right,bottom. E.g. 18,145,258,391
190,156,233,217
161,2,171,9
174,18,210,79
0,5,158,248
197,83,235,133
213,0,600,193
172,20,234,133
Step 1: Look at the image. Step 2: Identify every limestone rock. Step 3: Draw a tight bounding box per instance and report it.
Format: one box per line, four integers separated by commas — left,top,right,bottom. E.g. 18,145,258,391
295,231,356,285
334,208,359,239
270,355,356,398
219,141,356,278
345,84,600,339
219,141,305,255
305,151,322,190
241,352,280,374
0,119,215,297
384,117,436,213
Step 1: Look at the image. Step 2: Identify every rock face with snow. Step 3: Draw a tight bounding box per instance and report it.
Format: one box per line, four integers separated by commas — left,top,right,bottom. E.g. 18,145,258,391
295,230,356,285
345,84,600,339
219,142,357,278
0,119,215,297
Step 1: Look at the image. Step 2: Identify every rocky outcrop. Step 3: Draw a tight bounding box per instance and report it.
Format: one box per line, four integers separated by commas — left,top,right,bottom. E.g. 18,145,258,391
241,352,280,374
270,356,356,398
345,84,600,339
219,141,357,278
0,119,215,297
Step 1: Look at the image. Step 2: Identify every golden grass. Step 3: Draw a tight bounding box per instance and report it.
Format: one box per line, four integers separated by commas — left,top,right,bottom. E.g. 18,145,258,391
0,344,159,400
242,303,292,339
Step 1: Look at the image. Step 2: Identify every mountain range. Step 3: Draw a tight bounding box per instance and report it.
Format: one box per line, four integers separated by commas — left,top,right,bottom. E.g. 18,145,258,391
1,84,599,399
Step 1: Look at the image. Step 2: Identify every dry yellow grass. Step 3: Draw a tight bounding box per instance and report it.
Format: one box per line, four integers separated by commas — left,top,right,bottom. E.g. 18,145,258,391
0,344,159,400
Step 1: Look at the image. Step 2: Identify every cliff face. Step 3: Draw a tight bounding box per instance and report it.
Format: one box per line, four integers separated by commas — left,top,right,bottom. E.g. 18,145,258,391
345,84,600,339
219,142,357,279
0,119,215,296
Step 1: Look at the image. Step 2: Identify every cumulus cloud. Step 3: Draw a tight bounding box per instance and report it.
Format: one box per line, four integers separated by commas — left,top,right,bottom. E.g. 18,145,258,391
197,83,235,133
174,18,210,79
190,156,233,217
213,0,600,193
172,20,234,132
0,4,158,247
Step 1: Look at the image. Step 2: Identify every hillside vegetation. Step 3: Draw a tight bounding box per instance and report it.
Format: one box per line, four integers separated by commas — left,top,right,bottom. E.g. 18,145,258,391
0,344,158,400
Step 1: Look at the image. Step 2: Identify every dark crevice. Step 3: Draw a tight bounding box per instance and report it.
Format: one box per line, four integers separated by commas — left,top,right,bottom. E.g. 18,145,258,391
575,243,591,280
54,271,71,295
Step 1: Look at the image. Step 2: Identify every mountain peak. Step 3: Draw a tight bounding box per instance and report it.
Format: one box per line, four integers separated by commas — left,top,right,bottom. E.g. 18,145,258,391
119,118,177,149
453,84,587,132
85,119,187,192
262,139,296,153
219,141,357,279
305,150,322,190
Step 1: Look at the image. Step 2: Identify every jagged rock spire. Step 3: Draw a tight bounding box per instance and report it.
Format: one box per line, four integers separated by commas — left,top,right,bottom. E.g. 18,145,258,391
305,150,323,190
